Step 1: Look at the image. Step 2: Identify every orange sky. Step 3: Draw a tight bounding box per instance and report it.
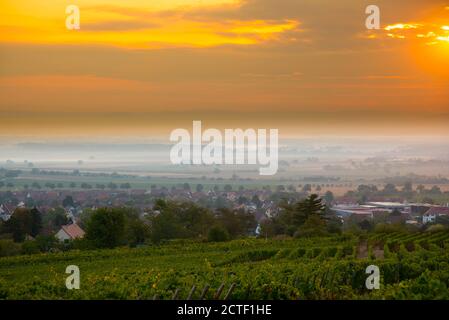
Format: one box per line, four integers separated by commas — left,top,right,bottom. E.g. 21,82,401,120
0,0,448,138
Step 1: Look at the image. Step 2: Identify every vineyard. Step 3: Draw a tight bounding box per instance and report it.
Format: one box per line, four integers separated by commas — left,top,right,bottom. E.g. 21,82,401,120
1,231,449,300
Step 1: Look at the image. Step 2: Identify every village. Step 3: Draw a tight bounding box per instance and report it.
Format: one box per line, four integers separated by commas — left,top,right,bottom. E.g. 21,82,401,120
1,182,449,244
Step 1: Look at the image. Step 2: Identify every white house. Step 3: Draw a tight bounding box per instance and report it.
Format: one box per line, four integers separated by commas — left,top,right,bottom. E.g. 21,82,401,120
55,223,85,241
0,204,12,221
422,207,449,224
422,213,436,224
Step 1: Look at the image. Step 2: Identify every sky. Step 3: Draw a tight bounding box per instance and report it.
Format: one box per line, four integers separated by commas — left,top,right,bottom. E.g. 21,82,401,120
0,0,448,139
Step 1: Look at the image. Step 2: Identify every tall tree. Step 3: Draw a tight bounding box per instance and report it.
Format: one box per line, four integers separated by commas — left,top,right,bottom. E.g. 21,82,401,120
30,207,42,237
291,194,326,227
5,207,42,242
323,191,335,206
62,195,75,208
85,208,126,248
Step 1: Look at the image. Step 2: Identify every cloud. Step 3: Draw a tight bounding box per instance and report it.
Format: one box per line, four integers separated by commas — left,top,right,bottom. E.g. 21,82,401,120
82,20,160,32
0,1,305,49
0,0,448,124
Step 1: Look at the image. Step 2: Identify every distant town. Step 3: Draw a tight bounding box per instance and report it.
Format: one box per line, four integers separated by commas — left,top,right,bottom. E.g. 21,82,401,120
1,178,449,245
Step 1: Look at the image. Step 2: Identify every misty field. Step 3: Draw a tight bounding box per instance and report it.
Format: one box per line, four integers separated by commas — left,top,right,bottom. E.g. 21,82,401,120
1,232,449,300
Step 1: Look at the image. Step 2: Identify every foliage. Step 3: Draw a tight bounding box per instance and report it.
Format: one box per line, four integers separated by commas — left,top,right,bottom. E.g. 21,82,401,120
43,207,68,231
0,240,21,257
207,226,229,242
21,240,40,255
1,231,449,299
148,200,255,243
263,194,336,237
4,207,42,242
214,208,257,239
85,208,126,248
294,214,329,238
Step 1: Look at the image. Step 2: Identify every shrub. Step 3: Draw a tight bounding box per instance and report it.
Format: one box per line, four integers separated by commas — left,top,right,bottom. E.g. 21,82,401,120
341,245,354,258
294,215,328,238
425,224,446,233
208,226,229,242
85,208,126,248
21,241,40,255
0,240,21,257
289,247,306,259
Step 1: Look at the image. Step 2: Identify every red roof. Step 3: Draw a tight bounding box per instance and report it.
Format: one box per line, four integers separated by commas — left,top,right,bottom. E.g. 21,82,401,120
61,224,85,239
424,207,449,216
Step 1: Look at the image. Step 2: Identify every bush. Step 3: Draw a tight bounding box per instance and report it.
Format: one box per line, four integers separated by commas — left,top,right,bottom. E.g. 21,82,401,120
294,215,328,238
71,238,96,250
341,245,354,258
288,247,306,259
208,226,229,242
85,208,126,248
0,240,21,257
374,223,406,234
21,241,40,255
425,224,446,233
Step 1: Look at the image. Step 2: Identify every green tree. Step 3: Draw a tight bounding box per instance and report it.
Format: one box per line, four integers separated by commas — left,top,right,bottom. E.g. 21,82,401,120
32,182,41,189
43,207,68,230
108,182,118,190
323,191,334,206
208,226,229,242
85,208,126,248
294,214,328,238
291,194,326,227
383,183,397,194
215,208,256,239
270,194,326,236
403,181,413,193
35,235,58,252
21,241,40,255
430,185,442,195
30,207,42,237
62,195,75,208
148,201,214,243
122,208,149,246
5,207,42,242
251,195,262,208
302,184,312,193
417,184,425,194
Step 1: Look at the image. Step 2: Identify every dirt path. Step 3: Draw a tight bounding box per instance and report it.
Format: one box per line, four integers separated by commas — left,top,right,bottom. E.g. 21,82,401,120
356,241,368,259
357,241,385,260
373,245,384,259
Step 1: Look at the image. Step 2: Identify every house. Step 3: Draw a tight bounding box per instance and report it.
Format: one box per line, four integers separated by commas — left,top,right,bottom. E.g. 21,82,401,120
64,206,76,221
423,212,436,224
0,204,12,221
55,223,85,241
422,206,449,224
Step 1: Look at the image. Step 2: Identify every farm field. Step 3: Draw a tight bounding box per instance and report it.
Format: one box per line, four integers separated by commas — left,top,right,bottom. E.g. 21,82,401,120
1,232,449,300
5,172,449,199
2,171,355,194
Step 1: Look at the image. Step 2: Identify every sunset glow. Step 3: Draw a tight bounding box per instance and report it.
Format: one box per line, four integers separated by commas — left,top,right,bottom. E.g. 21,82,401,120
0,0,299,48
380,22,449,45
0,0,448,137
